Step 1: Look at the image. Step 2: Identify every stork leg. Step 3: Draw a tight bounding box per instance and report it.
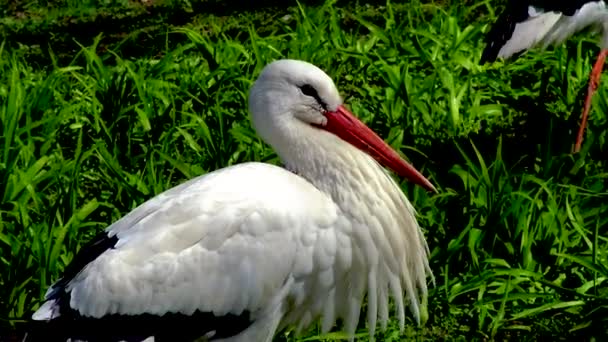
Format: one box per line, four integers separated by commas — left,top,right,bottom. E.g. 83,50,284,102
574,49,608,153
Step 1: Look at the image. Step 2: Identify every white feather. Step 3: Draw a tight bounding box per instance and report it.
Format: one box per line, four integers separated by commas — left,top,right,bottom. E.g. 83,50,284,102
31,300,58,320
33,60,433,342
541,2,608,49
497,12,562,59
63,163,336,320
35,156,429,342
499,2,608,60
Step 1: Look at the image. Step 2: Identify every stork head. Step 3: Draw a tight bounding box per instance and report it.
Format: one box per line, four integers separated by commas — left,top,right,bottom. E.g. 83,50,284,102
248,59,437,193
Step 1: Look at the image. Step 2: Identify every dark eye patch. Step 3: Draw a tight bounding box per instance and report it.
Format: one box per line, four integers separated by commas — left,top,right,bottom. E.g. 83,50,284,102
300,84,317,97
299,84,327,111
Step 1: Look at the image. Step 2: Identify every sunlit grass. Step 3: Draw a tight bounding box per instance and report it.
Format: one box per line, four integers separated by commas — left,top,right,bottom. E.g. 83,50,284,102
1,0,607,340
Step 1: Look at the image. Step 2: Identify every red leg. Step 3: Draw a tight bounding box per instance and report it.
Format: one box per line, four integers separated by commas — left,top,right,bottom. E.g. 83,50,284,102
574,49,608,153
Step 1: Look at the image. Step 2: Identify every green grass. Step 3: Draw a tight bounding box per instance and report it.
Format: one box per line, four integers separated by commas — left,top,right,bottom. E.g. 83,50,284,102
1,0,608,340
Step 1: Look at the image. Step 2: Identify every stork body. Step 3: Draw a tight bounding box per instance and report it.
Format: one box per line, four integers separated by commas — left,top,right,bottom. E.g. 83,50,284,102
29,60,436,342
481,0,608,152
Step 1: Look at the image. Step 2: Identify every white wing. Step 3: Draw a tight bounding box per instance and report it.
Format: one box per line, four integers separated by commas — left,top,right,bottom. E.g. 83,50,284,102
38,162,339,321
497,10,562,59
540,1,608,49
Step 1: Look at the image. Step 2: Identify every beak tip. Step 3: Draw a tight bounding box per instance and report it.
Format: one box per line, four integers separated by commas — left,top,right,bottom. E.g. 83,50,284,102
426,182,439,194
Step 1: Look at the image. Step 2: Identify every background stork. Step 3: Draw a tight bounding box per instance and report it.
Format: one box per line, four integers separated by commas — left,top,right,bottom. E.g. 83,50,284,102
480,0,608,152
28,59,437,342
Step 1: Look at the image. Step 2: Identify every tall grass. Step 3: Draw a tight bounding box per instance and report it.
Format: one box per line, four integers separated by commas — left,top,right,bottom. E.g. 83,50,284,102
1,1,607,340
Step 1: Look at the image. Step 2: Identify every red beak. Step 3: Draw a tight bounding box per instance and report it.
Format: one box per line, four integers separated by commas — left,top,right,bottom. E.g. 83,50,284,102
321,105,437,193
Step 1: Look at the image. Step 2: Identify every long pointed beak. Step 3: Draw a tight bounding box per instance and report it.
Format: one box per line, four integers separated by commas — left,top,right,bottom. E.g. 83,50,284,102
322,105,437,193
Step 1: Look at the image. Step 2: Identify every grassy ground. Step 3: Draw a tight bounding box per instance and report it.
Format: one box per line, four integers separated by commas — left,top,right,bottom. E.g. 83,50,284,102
1,0,608,341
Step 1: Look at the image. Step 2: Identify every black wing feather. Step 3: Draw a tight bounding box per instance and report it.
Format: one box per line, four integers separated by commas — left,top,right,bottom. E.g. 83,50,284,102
45,231,119,301
27,308,252,342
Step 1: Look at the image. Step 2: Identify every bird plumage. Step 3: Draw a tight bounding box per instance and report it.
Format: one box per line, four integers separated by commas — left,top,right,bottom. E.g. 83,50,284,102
30,60,433,342
481,0,608,63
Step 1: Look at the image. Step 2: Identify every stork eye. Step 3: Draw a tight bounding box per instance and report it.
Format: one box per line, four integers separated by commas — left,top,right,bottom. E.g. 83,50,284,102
299,84,327,110
299,84,318,98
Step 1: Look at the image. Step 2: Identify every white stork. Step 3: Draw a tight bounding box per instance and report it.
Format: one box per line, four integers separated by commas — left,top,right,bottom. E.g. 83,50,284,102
480,0,608,152
29,59,437,342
